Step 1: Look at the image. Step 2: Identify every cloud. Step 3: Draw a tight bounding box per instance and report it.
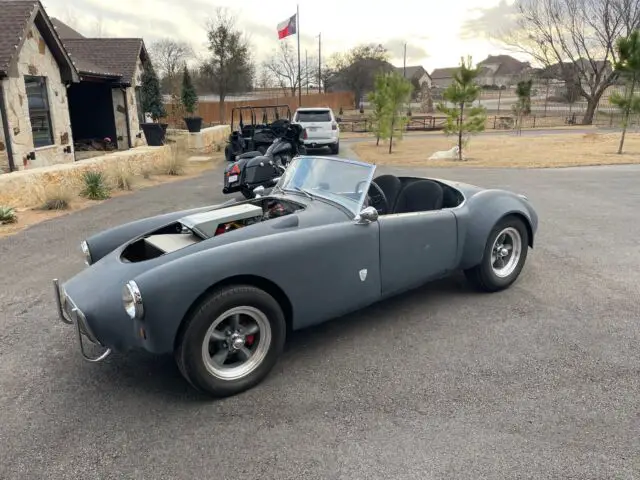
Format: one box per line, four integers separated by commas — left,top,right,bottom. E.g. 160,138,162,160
460,0,519,41
383,38,430,65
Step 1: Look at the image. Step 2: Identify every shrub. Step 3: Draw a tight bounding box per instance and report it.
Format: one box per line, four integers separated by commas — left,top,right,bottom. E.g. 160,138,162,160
38,184,73,210
105,161,136,191
80,170,111,200
156,140,188,176
0,206,17,224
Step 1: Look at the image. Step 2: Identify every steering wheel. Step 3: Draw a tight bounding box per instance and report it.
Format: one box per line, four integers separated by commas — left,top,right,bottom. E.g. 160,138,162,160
356,180,388,215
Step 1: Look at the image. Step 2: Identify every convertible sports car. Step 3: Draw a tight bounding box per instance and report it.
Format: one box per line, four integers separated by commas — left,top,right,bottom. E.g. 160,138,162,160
53,156,538,398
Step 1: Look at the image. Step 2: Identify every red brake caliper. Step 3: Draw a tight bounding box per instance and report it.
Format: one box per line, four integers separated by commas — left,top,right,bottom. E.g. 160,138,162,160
245,335,255,346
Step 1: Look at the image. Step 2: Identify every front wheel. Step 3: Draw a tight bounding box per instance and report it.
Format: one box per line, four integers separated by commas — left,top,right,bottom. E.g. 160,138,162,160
175,285,287,398
464,216,529,292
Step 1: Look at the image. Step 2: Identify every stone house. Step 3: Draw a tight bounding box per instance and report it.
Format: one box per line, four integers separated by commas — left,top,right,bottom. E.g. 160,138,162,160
429,67,459,89
396,66,432,89
0,0,151,173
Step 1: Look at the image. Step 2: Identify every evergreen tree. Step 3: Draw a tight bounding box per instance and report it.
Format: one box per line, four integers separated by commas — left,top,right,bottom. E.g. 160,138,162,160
181,65,198,117
437,56,486,161
610,29,640,154
368,73,391,146
383,72,413,154
140,63,166,122
512,79,533,136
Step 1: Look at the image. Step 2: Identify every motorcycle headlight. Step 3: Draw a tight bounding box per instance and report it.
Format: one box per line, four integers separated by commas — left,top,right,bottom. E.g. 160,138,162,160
80,240,92,266
122,280,144,320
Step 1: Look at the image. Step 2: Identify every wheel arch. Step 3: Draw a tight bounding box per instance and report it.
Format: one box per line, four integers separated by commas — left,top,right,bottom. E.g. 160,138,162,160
173,274,294,352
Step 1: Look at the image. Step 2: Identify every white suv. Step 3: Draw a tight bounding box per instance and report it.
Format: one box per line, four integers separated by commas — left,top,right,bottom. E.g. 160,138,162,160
293,107,340,155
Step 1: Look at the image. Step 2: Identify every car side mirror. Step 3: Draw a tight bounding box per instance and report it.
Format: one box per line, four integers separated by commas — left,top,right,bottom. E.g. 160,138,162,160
355,206,379,224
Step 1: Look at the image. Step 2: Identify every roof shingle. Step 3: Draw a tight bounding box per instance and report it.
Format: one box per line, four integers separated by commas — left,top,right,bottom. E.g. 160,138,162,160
0,0,38,75
61,38,144,84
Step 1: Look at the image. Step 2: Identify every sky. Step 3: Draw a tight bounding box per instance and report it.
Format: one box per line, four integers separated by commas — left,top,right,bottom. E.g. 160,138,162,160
40,0,527,72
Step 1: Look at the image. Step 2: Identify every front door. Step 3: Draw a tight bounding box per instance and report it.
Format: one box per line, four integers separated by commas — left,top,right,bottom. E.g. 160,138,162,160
378,210,458,296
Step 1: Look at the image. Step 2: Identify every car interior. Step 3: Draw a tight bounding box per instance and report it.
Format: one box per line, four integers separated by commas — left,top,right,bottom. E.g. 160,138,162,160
368,174,464,215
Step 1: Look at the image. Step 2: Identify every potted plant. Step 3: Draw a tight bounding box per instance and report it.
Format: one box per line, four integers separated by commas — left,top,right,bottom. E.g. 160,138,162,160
139,63,168,146
181,65,202,133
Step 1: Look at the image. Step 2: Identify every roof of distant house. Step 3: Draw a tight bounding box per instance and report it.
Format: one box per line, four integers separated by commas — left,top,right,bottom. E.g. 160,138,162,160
430,67,459,79
477,54,530,75
395,65,430,80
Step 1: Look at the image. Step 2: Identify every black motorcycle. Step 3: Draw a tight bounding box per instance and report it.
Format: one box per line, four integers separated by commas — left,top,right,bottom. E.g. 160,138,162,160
222,122,307,199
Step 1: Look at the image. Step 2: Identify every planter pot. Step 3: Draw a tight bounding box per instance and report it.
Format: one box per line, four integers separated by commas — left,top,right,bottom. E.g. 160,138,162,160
140,123,167,146
184,116,203,133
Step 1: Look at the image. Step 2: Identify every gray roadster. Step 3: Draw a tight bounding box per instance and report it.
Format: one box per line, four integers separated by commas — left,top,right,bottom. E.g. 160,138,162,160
53,155,538,398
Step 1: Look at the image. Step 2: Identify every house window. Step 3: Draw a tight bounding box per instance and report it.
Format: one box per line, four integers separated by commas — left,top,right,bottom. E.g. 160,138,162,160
24,75,54,148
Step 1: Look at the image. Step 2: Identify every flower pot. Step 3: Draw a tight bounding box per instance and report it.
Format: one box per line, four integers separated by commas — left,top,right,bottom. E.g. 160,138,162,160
184,116,203,133
140,122,167,146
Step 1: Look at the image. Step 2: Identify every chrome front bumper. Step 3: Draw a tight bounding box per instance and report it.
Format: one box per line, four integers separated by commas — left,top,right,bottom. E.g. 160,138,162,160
53,278,112,363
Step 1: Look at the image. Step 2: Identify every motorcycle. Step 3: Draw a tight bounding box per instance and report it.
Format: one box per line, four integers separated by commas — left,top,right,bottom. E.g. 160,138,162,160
222,122,307,199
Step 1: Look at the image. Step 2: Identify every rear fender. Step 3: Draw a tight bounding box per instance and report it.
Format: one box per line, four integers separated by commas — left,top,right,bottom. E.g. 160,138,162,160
455,190,538,270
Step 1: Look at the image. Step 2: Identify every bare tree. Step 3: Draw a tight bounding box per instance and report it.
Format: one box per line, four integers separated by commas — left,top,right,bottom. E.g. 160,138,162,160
201,7,254,121
148,39,194,80
256,64,275,89
500,0,640,124
263,40,300,96
91,15,105,38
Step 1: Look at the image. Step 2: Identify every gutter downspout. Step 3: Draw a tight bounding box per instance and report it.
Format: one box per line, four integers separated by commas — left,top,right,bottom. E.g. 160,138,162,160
122,87,132,149
0,80,15,172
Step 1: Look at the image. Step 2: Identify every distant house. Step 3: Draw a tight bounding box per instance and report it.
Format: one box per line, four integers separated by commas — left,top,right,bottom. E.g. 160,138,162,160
0,0,152,173
430,67,459,89
396,65,432,89
476,54,531,87
325,58,395,105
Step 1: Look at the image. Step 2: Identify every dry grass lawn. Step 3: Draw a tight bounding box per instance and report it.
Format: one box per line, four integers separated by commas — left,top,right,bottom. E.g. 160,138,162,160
352,131,640,168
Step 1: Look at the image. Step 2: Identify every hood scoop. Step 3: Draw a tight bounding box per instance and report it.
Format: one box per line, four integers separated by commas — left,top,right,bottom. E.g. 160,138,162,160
179,203,264,239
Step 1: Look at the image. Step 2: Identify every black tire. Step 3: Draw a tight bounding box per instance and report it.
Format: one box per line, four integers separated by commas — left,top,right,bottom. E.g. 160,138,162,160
464,215,529,293
240,187,255,199
224,144,234,162
329,142,340,155
175,285,287,398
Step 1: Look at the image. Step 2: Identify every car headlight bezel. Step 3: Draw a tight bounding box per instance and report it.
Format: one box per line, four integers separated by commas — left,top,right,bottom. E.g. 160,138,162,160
80,240,92,266
122,280,144,320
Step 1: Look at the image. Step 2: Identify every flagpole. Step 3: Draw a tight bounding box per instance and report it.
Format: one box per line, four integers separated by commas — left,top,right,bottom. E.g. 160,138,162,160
297,3,302,107
318,33,321,94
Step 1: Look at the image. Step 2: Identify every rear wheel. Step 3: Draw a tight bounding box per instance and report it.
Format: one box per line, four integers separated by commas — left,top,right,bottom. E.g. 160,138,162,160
464,216,529,292
175,285,286,398
329,141,340,155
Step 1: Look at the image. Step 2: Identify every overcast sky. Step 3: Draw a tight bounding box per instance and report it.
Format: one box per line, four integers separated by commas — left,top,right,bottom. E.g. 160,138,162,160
41,0,525,72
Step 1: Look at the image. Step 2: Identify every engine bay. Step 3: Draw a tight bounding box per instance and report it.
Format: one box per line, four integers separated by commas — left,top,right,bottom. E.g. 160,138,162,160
120,198,303,262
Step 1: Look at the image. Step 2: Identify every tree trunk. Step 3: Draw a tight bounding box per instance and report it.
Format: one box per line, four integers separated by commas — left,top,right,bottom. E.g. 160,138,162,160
389,117,395,154
458,102,464,161
618,76,637,155
581,99,598,125
219,93,226,125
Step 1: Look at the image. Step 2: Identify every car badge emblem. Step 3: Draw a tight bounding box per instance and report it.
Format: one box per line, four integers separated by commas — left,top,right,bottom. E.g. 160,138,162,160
359,269,368,281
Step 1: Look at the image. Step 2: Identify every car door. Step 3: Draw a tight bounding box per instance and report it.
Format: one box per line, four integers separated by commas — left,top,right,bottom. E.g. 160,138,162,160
378,210,458,296
280,219,382,330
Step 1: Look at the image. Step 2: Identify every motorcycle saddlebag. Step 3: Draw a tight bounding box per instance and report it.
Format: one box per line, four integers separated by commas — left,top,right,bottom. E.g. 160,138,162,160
244,156,278,185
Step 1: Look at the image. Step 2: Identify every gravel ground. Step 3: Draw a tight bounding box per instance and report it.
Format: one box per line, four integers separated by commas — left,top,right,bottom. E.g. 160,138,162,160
0,147,638,480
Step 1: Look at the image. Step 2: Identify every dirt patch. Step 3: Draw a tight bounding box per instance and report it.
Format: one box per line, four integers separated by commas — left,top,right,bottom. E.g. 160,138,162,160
0,159,218,239
352,131,639,168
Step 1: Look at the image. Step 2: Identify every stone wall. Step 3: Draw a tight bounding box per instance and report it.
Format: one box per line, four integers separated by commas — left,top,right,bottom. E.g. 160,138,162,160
127,56,146,148
0,145,171,209
4,24,74,170
167,125,230,155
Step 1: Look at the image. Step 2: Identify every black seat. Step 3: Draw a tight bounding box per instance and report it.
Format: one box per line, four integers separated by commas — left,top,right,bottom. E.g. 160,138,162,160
372,174,403,212
394,180,444,214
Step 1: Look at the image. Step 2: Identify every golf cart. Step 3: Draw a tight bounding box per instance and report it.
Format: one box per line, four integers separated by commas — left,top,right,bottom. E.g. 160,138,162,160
224,105,292,162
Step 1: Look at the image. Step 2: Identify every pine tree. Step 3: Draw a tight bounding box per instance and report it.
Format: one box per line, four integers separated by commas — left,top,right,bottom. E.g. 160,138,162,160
437,56,486,161
181,65,198,117
368,73,391,146
384,72,413,154
140,63,166,122
512,79,533,136
610,29,640,154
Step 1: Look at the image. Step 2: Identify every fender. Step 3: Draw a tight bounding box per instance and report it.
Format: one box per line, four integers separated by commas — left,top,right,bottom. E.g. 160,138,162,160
454,189,538,270
85,200,237,264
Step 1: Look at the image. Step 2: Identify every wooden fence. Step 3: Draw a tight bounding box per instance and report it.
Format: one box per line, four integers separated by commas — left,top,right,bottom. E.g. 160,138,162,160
164,91,355,127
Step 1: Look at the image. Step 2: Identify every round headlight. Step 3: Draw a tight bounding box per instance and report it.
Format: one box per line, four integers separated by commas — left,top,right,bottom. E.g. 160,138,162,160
122,280,144,320
80,240,92,266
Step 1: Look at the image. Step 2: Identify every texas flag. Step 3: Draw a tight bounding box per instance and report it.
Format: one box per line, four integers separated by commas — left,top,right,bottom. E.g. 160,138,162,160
277,14,297,39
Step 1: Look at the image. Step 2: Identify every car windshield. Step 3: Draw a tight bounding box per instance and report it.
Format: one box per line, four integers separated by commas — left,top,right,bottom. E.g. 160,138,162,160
295,110,332,122
276,156,376,215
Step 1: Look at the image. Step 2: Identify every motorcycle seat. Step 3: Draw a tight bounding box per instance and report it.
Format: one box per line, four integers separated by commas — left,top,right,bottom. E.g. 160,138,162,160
237,151,263,159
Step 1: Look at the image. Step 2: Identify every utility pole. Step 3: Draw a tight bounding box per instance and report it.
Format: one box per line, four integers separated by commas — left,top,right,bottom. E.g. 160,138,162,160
403,42,407,77
305,49,309,95
318,33,322,94
296,3,301,107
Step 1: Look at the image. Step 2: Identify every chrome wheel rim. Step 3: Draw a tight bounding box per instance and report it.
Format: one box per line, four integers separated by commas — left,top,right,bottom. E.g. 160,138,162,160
201,306,272,380
490,227,522,278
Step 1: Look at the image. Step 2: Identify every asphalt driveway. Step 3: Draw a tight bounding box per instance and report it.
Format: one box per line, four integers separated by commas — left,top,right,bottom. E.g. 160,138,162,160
0,151,638,479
